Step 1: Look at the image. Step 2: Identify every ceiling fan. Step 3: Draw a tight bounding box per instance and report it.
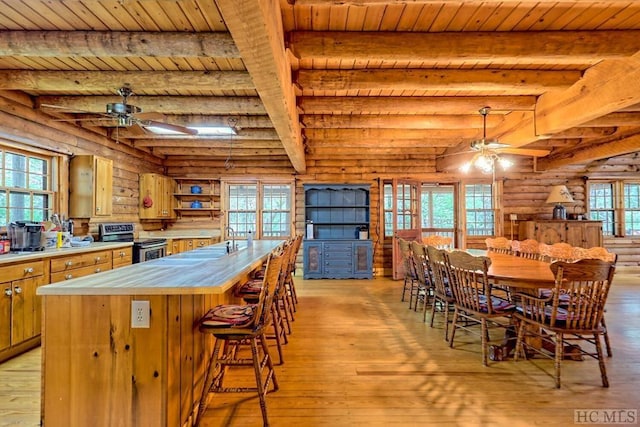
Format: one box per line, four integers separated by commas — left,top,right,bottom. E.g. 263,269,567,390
40,84,198,138
440,106,550,173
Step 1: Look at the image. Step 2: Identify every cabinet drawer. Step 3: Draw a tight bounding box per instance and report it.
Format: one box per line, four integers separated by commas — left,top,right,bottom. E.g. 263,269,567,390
0,261,45,282
50,251,112,272
51,264,112,282
112,247,133,268
323,243,352,253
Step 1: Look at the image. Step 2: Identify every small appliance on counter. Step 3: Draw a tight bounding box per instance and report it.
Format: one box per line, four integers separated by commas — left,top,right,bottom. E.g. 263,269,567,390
8,221,45,252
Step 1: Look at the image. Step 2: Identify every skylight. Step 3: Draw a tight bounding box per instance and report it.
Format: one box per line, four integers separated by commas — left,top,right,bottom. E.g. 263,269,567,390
144,125,237,135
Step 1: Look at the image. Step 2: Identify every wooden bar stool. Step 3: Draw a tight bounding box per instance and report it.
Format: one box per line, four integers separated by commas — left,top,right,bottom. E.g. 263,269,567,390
195,253,284,427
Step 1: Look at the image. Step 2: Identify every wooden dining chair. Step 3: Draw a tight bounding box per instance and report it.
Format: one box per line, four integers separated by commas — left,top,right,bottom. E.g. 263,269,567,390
397,237,419,305
423,235,452,249
572,246,618,358
410,240,433,315
485,237,512,254
445,250,516,366
426,245,455,341
517,239,541,260
513,258,616,388
196,252,284,426
235,241,291,364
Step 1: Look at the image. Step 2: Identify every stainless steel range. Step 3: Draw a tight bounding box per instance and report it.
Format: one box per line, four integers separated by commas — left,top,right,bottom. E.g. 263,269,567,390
98,223,167,263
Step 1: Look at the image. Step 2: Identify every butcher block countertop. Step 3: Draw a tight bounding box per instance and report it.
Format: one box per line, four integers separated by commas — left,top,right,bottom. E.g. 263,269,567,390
37,239,282,296
0,241,132,266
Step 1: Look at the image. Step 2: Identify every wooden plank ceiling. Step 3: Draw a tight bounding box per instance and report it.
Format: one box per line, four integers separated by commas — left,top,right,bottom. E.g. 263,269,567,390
1,0,640,174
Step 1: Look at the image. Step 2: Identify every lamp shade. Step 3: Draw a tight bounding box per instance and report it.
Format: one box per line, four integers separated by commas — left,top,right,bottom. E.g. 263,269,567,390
545,185,574,204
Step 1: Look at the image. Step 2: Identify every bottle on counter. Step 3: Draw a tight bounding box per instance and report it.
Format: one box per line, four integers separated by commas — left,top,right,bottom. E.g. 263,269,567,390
0,235,9,255
247,230,253,247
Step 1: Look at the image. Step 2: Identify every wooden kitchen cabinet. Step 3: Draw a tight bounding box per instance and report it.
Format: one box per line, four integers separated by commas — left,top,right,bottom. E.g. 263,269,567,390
168,238,215,255
519,220,603,247
139,173,177,220
50,250,112,283
69,155,113,218
0,259,46,363
112,247,133,268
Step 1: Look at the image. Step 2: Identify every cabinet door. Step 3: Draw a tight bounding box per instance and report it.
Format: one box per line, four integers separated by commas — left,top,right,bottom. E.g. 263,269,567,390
565,222,584,247
0,284,10,351
94,156,113,216
582,222,603,247
536,222,566,244
354,242,372,278
303,242,322,278
12,276,43,343
180,239,195,252
161,176,177,219
170,239,181,255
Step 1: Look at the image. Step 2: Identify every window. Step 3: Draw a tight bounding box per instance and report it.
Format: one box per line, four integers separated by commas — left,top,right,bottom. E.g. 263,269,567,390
262,184,291,237
226,181,292,239
588,180,640,236
0,147,54,227
589,182,615,235
465,183,494,236
624,183,640,236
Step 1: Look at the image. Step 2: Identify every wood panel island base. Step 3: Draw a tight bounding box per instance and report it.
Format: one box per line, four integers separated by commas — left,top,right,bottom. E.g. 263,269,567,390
37,240,283,427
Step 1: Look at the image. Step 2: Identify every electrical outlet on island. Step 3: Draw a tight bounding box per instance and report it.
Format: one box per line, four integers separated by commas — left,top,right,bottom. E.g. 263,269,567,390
131,300,150,328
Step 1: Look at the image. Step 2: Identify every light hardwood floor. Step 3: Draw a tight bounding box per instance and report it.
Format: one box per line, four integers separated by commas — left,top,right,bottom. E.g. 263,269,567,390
2,269,640,427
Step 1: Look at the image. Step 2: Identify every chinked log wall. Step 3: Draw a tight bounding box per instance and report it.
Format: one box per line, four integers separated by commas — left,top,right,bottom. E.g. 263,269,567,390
1,90,638,268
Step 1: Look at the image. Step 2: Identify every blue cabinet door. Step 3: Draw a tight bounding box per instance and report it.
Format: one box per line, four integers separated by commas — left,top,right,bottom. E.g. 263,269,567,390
303,241,323,279
353,241,373,279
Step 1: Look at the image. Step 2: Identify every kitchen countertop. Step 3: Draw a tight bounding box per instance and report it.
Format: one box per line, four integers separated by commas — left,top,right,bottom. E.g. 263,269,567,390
37,239,282,296
0,241,133,265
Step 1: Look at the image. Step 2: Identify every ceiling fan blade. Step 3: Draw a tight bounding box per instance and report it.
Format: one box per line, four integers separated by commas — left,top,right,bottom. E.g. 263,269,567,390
495,148,551,157
127,123,148,136
135,112,166,121
139,120,198,135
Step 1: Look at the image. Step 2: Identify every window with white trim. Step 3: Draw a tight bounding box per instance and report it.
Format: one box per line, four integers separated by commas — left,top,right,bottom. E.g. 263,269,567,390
1,147,54,227
589,182,615,235
226,181,292,239
589,180,640,236
465,183,494,236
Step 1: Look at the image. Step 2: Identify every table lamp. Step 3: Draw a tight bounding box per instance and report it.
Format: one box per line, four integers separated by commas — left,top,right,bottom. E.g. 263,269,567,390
546,185,574,219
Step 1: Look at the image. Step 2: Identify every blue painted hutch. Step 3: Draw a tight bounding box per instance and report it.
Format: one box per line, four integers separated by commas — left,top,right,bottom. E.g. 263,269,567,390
303,184,373,279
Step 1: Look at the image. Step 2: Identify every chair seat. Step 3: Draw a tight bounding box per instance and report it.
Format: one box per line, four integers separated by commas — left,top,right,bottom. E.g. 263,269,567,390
200,304,256,328
236,279,263,295
478,295,516,313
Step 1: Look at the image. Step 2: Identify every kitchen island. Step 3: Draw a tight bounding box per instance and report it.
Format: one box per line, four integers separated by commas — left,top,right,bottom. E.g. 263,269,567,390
37,239,283,427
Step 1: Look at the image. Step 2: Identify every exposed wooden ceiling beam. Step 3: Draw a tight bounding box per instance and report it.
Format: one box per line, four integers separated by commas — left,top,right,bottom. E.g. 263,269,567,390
298,96,537,115
134,139,283,148
301,114,502,129
37,96,267,115
151,147,287,156
289,31,640,64
215,0,306,173
0,31,240,58
56,115,274,129
112,128,279,140
537,133,640,171
583,113,640,127
0,70,254,91
304,128,477,142
296,69,580,93
535,53,640,136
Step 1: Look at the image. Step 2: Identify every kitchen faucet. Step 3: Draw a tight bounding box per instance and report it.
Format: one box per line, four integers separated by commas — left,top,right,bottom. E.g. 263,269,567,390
225,226,237,253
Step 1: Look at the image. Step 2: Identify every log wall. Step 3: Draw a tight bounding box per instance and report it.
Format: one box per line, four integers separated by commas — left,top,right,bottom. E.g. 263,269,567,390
1,90,638,268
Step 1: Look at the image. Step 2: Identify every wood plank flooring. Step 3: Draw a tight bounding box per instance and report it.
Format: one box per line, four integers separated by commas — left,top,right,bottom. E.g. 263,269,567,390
2,268,640,427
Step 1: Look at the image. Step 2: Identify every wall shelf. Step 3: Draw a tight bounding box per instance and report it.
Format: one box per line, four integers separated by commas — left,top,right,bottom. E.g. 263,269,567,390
173,178,221,219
